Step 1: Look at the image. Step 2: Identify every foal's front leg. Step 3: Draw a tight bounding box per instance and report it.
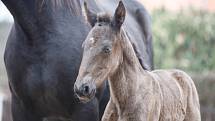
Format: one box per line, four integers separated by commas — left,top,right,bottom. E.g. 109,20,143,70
101,99,118,121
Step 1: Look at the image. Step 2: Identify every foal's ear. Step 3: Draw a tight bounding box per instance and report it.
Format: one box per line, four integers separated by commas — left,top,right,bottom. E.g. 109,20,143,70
84,1,97,27
112,1,126,30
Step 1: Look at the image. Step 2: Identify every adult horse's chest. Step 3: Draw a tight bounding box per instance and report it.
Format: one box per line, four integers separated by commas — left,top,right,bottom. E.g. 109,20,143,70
6,30,84,114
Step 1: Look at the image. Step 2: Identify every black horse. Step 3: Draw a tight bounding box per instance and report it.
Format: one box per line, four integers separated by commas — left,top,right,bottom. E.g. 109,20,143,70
2,0,153,121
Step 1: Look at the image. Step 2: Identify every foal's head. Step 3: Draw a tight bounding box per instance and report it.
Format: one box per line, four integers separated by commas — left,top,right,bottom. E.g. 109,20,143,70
74,1,126,102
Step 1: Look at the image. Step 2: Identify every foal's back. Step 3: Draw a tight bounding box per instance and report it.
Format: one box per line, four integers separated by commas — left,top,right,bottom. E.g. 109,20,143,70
151,69,201,121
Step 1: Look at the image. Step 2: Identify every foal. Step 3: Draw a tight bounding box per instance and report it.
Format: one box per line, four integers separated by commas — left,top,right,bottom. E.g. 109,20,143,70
74,1,201,121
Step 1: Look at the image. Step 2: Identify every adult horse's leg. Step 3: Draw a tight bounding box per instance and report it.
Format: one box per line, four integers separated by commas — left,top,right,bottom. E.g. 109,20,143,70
11,94,42,121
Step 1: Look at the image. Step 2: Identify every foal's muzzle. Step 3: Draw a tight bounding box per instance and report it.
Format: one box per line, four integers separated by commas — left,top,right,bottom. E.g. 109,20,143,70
74,82,96,103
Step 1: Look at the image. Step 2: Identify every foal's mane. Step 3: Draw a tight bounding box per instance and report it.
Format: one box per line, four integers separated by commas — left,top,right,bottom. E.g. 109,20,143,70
38,0,82,15
120,29,141,67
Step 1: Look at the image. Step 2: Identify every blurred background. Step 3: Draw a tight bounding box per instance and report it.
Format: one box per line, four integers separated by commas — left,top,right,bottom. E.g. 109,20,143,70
0,0,214,121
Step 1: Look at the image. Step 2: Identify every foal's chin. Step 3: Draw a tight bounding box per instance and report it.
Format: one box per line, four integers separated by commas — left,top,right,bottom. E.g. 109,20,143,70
78,95,95,103
77,96,93,103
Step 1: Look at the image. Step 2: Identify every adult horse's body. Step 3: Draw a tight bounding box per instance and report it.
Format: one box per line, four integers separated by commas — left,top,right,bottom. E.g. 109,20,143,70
3,0,153,120
74,1,201,121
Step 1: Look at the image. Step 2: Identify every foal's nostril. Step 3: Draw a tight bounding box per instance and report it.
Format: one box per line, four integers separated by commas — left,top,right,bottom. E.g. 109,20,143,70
83,85,89,95
74,82,96,98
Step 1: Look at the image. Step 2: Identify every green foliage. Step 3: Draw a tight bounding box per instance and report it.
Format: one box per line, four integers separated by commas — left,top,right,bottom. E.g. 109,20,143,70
152,9,215,72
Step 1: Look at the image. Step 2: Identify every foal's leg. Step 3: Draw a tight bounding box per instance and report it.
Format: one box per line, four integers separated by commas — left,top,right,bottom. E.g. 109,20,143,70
183,75,201,121
101,100,118,121
11,94,42,121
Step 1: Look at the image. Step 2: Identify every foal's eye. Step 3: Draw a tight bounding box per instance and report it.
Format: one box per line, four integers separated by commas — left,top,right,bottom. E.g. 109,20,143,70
103,46,112,54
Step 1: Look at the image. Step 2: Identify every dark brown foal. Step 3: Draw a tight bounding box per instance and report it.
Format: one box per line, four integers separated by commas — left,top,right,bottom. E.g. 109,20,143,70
74,1,201,121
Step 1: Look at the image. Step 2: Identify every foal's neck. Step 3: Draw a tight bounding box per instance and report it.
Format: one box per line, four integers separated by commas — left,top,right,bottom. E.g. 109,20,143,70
108,29,147,105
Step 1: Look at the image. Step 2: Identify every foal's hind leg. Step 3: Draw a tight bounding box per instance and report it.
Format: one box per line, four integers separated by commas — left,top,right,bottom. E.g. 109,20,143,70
177,72,201,121
183,88,201,121
184,80,201,121
11,94,42,121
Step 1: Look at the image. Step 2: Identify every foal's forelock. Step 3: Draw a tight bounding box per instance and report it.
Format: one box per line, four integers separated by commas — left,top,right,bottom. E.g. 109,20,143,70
38,0,82,15
96,13,112,24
